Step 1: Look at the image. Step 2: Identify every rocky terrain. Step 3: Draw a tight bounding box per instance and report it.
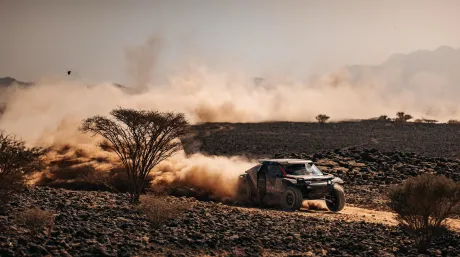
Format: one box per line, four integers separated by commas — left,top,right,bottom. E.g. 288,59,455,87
189,122,460,212
1,187,459,257
190,122,460,159
1,121,460,256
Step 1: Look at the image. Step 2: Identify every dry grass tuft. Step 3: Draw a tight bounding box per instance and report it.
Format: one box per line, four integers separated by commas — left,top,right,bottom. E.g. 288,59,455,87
138,195,192,228
15,207,55,237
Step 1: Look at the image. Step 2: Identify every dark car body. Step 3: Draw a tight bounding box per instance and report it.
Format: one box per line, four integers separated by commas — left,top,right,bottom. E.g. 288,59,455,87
237,158,345,211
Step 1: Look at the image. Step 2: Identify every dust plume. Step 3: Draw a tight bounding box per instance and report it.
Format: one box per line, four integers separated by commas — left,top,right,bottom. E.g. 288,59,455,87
125,36,162,92
2,67,458,148
303,200,328,211
150,152,257,200
2,38,460,147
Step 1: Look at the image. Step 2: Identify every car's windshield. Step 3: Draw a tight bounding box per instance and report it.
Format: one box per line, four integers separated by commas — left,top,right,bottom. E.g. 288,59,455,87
283,163,323,176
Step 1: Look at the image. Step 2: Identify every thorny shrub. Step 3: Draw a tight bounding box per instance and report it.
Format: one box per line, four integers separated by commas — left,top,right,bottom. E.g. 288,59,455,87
15,207,55,237
388,174,460,253
0,130,45,206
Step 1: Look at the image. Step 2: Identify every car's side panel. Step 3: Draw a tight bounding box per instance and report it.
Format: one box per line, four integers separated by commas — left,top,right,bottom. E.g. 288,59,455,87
267,177,284,193
246,165,259,189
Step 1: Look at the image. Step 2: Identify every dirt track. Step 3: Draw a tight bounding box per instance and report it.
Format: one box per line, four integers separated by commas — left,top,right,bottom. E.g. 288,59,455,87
300,201,460,232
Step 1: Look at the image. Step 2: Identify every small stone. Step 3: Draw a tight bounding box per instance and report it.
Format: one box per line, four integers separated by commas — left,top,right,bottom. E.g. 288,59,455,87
61,249,74,257
28,243,49,255
17,237,27,246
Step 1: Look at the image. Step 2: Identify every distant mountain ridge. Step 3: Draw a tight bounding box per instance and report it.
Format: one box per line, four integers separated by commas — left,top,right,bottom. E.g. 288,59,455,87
347,45,460,91
0,76,140,94
0,77,32,87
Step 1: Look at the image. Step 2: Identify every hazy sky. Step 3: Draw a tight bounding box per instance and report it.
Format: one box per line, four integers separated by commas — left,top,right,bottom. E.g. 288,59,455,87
1,0,460,85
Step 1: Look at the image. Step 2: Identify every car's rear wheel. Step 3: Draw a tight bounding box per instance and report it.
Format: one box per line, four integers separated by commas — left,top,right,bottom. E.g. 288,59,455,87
281,186,303,211
325,184,345,212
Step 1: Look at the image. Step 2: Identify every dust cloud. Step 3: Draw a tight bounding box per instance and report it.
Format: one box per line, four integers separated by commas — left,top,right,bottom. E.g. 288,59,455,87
150,152,257,200
2,68,457,148
1,37,459,198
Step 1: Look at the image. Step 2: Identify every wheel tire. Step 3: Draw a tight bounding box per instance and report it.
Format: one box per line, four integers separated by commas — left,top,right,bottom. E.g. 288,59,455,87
281,186,303,211
326,184,345,212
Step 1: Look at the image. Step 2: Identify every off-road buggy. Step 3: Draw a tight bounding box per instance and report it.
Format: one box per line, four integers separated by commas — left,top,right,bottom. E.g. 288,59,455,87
236,159,345,212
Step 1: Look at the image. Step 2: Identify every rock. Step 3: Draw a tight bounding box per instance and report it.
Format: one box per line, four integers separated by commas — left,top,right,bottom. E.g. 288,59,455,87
93,245,114,257
17,237,27,246
391,154,402,161
0,248,15,257
28,243,49,255
361,152,377,162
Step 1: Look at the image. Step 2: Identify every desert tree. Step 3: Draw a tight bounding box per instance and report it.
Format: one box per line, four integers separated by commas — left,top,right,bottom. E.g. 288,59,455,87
315,114,330,123
79,108,190,204
388,174,460,253
396,112,413,122
0,130,45,205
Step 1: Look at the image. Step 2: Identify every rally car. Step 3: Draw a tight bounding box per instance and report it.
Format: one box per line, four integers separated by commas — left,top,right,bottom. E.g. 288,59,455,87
236,159,345,212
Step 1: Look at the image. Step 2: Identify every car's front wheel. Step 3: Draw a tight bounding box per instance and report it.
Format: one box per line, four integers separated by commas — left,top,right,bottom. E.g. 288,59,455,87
325,184,345,212
281,186,303,211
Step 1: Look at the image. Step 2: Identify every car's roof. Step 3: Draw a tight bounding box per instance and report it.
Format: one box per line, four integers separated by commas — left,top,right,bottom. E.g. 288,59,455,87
258,158,313,164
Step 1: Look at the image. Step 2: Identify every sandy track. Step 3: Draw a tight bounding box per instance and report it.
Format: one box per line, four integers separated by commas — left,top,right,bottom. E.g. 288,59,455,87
236,200,460,232
298,201,460,232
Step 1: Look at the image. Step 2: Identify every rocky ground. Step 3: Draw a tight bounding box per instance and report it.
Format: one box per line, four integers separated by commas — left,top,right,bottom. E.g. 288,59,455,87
190,121,460,159
1,187,459,257
2,121,460,256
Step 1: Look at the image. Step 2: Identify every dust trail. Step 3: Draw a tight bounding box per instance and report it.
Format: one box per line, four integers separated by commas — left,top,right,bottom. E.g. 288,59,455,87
150,152,257,200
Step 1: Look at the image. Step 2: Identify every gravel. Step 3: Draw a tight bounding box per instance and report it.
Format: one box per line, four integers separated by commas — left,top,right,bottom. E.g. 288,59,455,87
1,187,459,256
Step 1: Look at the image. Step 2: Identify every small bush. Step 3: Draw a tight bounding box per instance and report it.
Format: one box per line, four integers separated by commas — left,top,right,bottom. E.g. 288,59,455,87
388,174,460,253
421,118,438,124
377,115,391,121
315,114,330,123
414,118,438,123
138,195,192,228
0,130,45,206
15,207,54,237
447,119,460,124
